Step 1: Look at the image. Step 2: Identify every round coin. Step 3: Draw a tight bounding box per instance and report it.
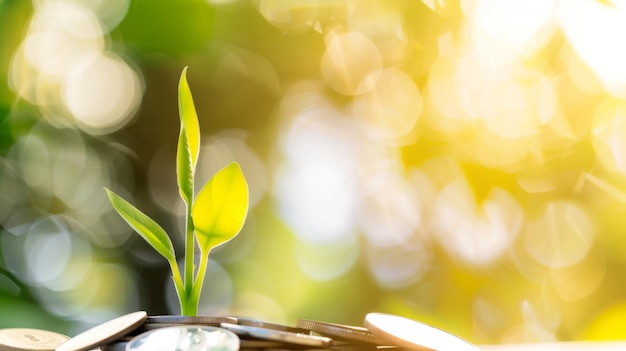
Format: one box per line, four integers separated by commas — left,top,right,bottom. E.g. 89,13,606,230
99,341,127,351
236,318,308,334
0,328,69,351
126,326,239,351
56,311,147,351
131,324,185,334
146,316,237,326
132,322,241,335
239,339,296,348
329,344,402,351
296,319,388,345
364,313,479,351
220,323,333,348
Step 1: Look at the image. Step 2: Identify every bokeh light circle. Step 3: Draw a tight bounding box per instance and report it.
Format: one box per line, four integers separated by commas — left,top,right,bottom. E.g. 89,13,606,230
432,180,524,265
524,200,594,269
365,237,431,290
63,53,142,134
276,107,360,246
592,99,626,176
294,234,359,281
321,32,383,96
353,67,422,145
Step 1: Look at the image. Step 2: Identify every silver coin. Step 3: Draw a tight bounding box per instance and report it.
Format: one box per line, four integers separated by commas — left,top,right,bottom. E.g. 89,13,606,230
56,311,147,351
0,328,69,351
235,318,309,334
220,323,333,348
146,316,237,326
296,319,388,345
364,313,479,351
99,341,127,351
126,326,239,351
239,339,297,348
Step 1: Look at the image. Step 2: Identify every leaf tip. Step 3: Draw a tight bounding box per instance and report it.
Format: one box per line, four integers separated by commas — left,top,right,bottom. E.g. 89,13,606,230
226,161,243,173
181,66,190,82
179,67,190,90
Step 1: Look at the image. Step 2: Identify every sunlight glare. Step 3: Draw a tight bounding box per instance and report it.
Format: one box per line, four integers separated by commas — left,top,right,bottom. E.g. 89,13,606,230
276,108,360,246
466,0,558,57
559,0,626,97
276,163,358,246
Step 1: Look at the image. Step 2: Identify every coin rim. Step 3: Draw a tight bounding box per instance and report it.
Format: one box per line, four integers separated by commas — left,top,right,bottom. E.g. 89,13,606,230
296,319,389,345
146,315,237,325
363,313,479,351
55,311,147,351
236,317,309,334
220,322,333,348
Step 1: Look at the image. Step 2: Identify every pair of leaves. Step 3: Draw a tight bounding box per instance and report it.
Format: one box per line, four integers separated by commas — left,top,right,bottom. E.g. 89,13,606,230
105,66,248,270
105,161,248,258
176,67,249,252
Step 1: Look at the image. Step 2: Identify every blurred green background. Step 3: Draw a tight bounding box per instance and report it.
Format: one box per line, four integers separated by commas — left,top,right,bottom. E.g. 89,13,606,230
2,0,626,345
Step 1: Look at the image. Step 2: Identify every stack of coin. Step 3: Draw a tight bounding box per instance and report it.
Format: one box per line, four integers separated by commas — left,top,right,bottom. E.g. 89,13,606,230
0,311,479,351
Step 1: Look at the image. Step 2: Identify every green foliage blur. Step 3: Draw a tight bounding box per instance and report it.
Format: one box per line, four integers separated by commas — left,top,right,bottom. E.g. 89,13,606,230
3,0,626,345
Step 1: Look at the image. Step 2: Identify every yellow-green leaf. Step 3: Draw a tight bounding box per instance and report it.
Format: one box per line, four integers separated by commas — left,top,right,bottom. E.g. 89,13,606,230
177,127,193,205
178,66,200,169
177,67,200,205
105,188,176,262
192,162,249,252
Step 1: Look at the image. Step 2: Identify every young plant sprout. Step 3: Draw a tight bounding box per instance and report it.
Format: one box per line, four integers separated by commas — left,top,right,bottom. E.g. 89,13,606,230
104,67,249,316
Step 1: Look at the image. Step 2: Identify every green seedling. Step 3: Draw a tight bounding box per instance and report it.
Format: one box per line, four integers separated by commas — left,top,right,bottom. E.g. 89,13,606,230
104,67,249,316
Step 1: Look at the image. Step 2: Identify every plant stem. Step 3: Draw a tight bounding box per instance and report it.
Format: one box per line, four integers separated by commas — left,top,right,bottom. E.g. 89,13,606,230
184,209,195,314
188,249,210,315
169,259,188,315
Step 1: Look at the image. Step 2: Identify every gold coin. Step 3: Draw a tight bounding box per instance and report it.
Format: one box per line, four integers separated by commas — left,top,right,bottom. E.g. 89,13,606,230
364,313,479,351
220,322,333,348
296,319,389,345
0,328,69,351
56,311,147,351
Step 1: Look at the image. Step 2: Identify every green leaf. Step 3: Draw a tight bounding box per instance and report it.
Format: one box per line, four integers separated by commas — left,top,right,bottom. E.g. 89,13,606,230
177,128,193,205
177,67,201,205
178,66,200,168
104,188,176,262
192,162,249,252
